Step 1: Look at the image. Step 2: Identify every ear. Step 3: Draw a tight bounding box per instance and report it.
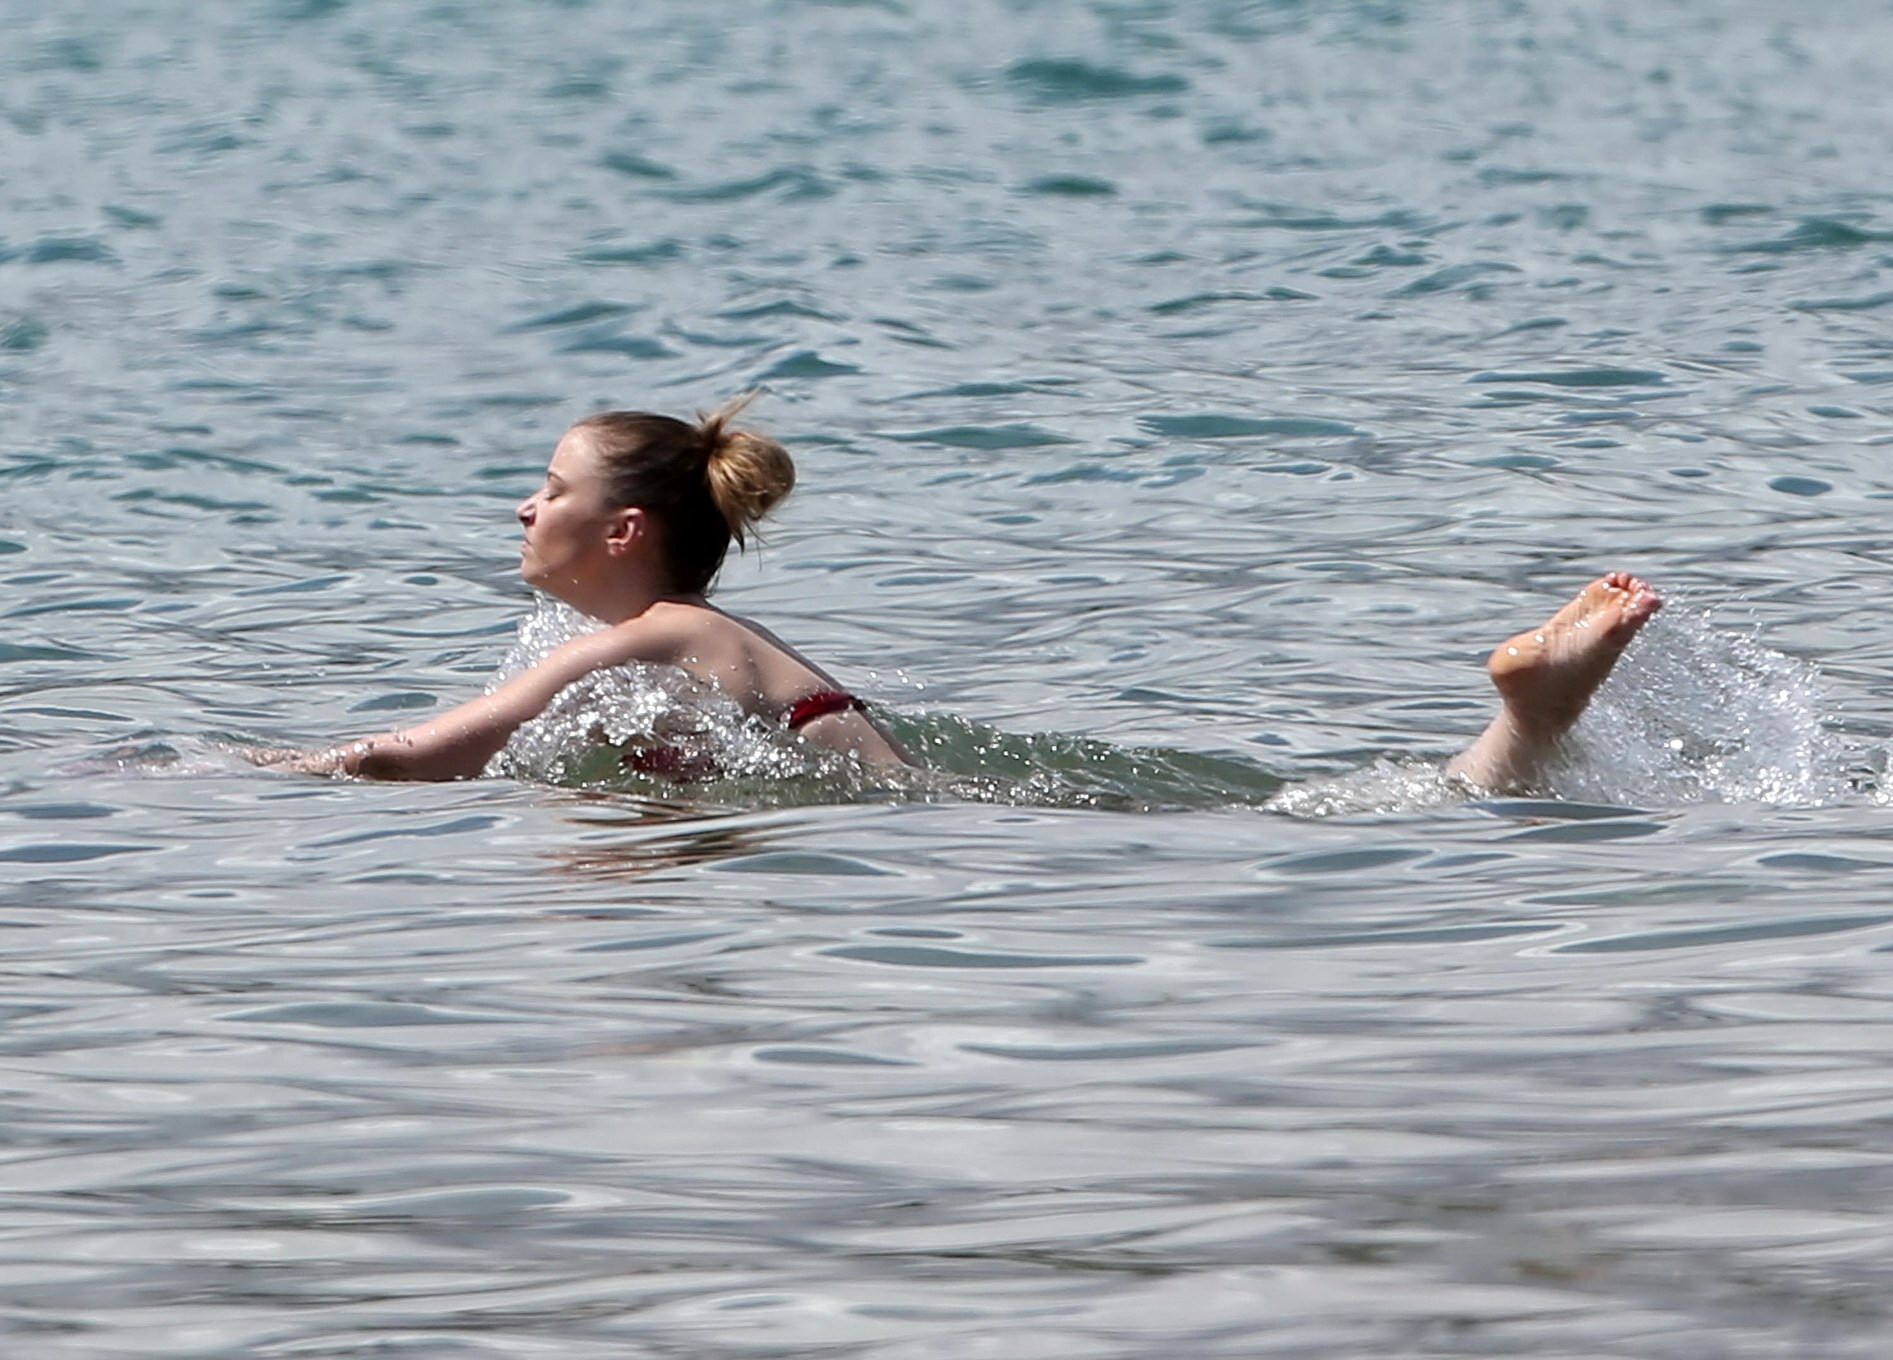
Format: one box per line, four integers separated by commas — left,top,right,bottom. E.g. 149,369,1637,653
605,506,646,556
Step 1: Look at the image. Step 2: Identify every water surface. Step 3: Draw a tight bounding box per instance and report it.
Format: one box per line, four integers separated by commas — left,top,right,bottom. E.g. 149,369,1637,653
5,0,1893,1354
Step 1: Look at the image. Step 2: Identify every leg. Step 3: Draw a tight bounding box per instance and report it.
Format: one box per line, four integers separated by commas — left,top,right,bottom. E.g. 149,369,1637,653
1447,573,1662,792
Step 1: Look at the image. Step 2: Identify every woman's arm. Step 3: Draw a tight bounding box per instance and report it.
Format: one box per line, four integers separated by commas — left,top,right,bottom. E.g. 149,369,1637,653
266,626,657,781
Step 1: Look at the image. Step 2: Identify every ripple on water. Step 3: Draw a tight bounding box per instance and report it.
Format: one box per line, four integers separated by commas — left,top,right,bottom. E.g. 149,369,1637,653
510,300,640,331
1550,910,1893,955
560,331,676,359
574,238,686,265
1139,413,1360,439
1019,174,1117,197
1001,57,1190,102
889,424,1075,449
1471,367,1669,387
224,1000,507,1026
755,349,861,381
1148,287,1318,314
1395,261,1522,296
17,234,117,266
1789,290,1893,313
0,840,154,863
654,167,834,203
599,150,678,180
0,315,47,351
821,943,1143,969
1730,215,1893,254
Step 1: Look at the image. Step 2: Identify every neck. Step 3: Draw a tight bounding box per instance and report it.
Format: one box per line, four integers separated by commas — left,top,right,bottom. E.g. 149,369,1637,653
560,574,703,625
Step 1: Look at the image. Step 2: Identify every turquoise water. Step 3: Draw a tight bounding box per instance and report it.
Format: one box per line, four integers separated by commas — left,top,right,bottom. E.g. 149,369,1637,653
7,0,1893,1354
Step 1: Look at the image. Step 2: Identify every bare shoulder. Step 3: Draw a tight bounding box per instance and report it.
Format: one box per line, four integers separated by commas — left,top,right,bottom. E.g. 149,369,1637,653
551,601,849,714
700,605,840,686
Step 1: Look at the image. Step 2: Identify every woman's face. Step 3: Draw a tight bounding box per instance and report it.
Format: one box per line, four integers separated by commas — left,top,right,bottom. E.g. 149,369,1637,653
516,428,626,602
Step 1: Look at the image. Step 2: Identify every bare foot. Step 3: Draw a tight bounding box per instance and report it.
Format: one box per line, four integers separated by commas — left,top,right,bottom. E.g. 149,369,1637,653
1448,573,1662,791
1486,572,1662,734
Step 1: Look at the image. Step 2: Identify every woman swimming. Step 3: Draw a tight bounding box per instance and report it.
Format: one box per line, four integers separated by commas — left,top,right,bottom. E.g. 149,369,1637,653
260,397,910,779
259,398,1660,793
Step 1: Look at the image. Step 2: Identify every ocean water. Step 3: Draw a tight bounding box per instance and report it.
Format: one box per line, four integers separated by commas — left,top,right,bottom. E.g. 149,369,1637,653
6,0,1893,1354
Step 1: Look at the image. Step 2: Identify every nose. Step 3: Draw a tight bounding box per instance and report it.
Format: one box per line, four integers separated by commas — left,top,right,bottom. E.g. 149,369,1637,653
516,493,536,525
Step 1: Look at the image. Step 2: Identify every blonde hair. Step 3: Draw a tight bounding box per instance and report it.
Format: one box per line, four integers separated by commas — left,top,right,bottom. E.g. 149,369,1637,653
696,393,795,550
575,394,795,594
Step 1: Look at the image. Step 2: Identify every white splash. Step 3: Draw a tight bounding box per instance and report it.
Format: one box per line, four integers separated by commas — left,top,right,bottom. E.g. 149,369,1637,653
480,599,820,788
1546,599,1850,807
1264,758,1472,818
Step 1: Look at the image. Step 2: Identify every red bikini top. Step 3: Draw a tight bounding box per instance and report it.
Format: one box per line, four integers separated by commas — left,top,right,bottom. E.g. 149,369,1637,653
624,691,869,781
786,690,866,729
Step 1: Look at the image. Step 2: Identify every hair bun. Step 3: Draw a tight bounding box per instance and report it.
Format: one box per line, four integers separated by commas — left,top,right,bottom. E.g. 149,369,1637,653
698,393,794,546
